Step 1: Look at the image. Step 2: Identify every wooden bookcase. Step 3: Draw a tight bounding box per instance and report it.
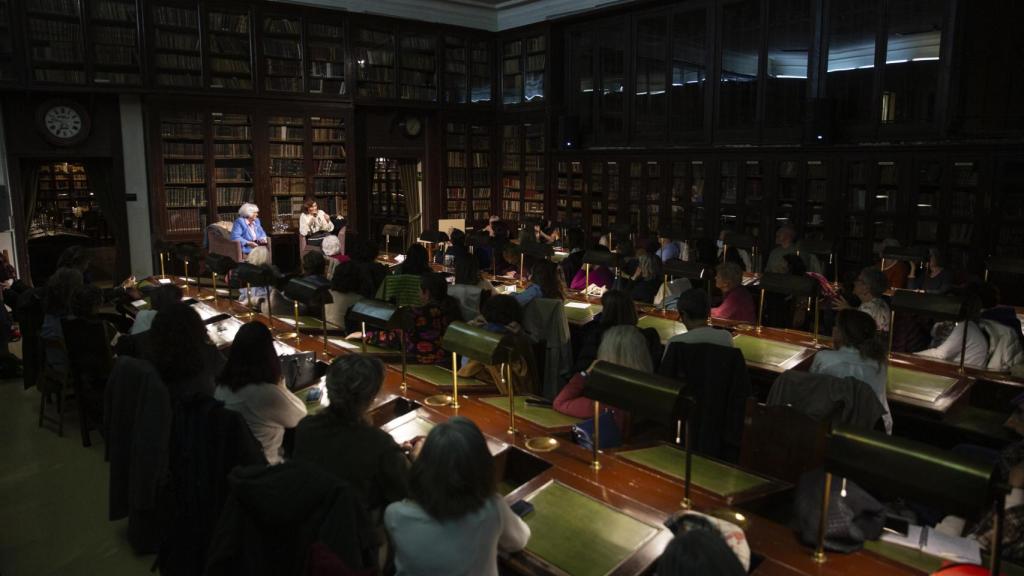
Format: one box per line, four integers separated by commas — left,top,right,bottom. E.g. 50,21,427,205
35,162,98,229
25,0,87,85
205,5,253,91
499,121,546,227
150,1,203,89
261,14,302,93
555,160,584,228
501,32,546,106
353,27,395,99
306,20,346,97
399,33,436,101
212,112,254,223
444,122,468,219
87,0,142,86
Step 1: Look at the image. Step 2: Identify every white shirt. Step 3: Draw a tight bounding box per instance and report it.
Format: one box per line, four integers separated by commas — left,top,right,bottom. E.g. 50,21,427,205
299,210,335,236
916,321,989,368
385,495,530,576
811,346,892,434
131,309,157,335
664,326,735,358
859,298,891,332
214,382,308,464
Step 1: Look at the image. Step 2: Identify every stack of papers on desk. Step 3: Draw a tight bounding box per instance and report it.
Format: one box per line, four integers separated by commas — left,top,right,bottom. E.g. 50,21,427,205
207,316,244,348
880,524,981,564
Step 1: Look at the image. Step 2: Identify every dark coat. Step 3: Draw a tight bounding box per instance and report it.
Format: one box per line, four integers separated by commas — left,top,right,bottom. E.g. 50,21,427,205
659,342,753,462
767,370,885,431
205,460,376,576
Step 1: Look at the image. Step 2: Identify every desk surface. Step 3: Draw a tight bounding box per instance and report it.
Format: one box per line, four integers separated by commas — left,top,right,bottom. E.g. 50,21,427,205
149,277,926,576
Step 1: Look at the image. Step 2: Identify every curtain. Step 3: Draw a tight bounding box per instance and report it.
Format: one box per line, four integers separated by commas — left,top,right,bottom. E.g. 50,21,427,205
84,160,131,280
22,161,40,229
400,160,422,244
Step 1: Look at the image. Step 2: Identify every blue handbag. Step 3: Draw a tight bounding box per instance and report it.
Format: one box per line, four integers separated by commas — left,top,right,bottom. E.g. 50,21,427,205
572,410,622,450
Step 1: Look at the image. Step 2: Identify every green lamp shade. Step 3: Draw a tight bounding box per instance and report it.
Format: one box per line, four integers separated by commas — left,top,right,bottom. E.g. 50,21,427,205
441,321,512,364
825,425,999,517
662,260,705,280
582,250,620,267
798,238,833,257
890,290,965,320
986,256,1024,275
382,224,405,237
234,262,276,286
583,361,687,425
881,245,929,262
348,299,411,330
759,272,818,298
723,232,755,250
511,241,554,260
283,278,333,308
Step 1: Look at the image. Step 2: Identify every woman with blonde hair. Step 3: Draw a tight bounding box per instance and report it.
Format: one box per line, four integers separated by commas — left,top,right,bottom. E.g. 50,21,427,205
554,325,652,432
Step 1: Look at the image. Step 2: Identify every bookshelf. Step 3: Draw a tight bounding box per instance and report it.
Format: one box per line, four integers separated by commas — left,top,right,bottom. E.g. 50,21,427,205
34,162,102,235
524,123,545,219
470,39,491,104
872,161,902,249
26,0,86,84
151,2,202,88
354,27,395,98
207,7,252,91
670,160,707,238
555,160,584,227
469,124,493,223
370,157,406,226
268,115,306,227
443,36,467,104
948,160,979,268
501,124,522,223
995,158,1024,258
399,34,436,101
804,161,829,240
311,115,347,218
912,160,942,251
0,0,13,83
444,122,468,218
500,122,544,226
262,15,302,93
502,34,545,105
587,161,621,239
212,112,253,223
89,0,142,86
307,21,345,96
160,111,207,235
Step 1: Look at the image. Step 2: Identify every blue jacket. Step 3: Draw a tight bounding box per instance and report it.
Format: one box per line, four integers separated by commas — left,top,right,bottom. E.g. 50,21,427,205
231,217,267,255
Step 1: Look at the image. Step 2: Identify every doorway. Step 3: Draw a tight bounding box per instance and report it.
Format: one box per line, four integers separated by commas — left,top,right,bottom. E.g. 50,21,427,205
368,157,423,250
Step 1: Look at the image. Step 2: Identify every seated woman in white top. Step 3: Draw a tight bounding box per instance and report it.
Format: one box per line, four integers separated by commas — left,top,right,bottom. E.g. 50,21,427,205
811,308,893,434
385,417,530,576
214,322,307,464
915,289,989,367
834,266,891,332
298,197,335,237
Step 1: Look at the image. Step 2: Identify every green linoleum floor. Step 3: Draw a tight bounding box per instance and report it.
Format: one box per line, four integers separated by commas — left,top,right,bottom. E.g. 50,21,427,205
0,377,154,575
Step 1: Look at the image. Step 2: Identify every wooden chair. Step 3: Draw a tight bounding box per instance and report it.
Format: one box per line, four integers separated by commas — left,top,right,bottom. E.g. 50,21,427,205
739,398,829,485
62,318,115,447
37,336,71,437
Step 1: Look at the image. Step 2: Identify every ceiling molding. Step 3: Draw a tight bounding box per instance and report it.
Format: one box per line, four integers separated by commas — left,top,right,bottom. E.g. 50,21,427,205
271,0,642,31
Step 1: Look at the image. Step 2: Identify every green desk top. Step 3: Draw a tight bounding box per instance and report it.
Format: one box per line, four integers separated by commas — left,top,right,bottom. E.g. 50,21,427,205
637,315,687,343
328,337,396,355
564,302,603,325
887,366,959,403
618,445,771,497
279,315,326,330
733,334,808,367
294,385,327,415
399,364,493,390
480,396,583,429
523,481,660,576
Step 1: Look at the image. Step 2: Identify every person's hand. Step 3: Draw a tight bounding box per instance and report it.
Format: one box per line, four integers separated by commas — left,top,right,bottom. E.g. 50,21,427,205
246,240,258,248
832,294,852,311
120,275,137,289
402,436,426,460
257,237,268,245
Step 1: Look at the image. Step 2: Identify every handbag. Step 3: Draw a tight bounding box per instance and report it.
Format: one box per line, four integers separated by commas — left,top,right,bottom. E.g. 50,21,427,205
793,468,885,553
280,351,318,391
572,410,622,450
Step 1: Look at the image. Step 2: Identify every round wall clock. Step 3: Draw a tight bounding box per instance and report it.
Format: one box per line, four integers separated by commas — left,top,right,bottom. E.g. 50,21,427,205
37,100,91,147
402,115,422,138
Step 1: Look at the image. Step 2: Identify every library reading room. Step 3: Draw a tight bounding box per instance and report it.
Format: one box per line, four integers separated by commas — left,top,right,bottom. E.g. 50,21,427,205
1,0,1023,575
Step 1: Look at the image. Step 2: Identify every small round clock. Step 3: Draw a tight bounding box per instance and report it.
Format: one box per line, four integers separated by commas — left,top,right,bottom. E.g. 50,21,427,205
402,115,422,138
37,100,91,147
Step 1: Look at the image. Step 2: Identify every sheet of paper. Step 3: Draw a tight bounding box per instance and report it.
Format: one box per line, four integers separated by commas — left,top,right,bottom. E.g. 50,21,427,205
565,302,591,309
131,299,146,309
922,529,981,564
329,338,360,350
879,524,924,550
157,278,172,285
274,340,298,356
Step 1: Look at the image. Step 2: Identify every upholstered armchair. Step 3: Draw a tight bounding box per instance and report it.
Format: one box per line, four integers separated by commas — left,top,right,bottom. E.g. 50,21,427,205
206,221,272,263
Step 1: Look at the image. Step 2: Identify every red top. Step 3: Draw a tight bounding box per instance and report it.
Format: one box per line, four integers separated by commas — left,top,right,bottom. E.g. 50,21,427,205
553,372,628,432
711,286,756,323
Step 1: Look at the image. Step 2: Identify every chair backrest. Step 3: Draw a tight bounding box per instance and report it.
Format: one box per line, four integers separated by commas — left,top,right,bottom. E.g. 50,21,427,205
739,398,828,484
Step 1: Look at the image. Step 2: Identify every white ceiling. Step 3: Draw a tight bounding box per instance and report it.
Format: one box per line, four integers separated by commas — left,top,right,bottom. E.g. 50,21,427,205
271,0,639,31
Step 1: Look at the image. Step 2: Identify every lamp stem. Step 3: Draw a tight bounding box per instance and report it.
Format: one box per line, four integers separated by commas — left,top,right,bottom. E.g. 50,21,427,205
159,252,166,278
887,308,896,360
361,321,367,354
756,288,765,334
662,274,669,310
505,363,515,434
591,400,601,470
247,282,254,311
682,418,692,509
183,260,189,295
400,330,408,394
585,263,590,295
813,296,820,347
212,273,218,299
519,253,525,288
293,299,300,343
813,472,832,563
321,303,331,362
958,320,968,375
450,352,460,409
991,493,1005,576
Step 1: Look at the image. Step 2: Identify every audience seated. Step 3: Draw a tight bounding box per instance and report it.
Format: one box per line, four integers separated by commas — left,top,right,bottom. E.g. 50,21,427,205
459,294,538,395
371,273,460,364
131,283,182,335
559,228,586,285
385,417,530,576
909,247,953,294
325,261,364,332
915,287,989,367
765,223,821,275
834,266,891,332
144,302,225,400
627,249,662,303
555,325,652,433
448,255,493,322
435,228,469,265
657,514,747,576
569,244,614,291
516,259,568,308
716,230,752,272
292,355,409,516
879,238,910,290
810,309,892,433
320,234,348,278
576,289,661,372
665,288,734,352
348,238,388,299
214,322,307,464
710,262,755,323
377,244,431,307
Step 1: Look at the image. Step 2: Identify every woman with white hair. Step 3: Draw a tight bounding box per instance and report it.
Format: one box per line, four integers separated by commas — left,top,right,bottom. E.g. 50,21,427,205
231,203,269,262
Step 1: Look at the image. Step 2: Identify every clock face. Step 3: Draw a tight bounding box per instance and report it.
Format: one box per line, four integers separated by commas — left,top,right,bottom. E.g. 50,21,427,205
404,116,422,137
44,106,83,140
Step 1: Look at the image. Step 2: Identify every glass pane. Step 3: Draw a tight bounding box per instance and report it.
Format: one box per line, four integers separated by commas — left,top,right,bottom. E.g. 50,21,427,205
263,17,302,93
524,35,545,102
400,34,436,101
208,9,252,90
719,0,761,130
635,16,667,136
670,8,706,134
573,29,594,137
307,22,345,96
599,28,626,136
502,39,522,104
444,36,467,104
470,40,491,103
355,28,395,98
765,0,811,128
827,0,878,125
881,0,943,125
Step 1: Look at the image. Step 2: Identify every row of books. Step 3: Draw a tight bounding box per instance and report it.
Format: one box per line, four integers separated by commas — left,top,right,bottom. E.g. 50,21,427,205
154,6,197,28
309,23,342,39
264,38,301,59
358,83,393,98
213,143,251,158
165,163,206,183
156,72,201,87
271,159,304,175
359,67,394,83
313,144,345,158
270,180,306,195
155,31,200,52
314,160,344,176
163,142,204,157
210,57,251,74
216,187,254,205
265,18,300,35
266,77,301,92
167,208,207,233
312,127,344,141
270,143,303,158
210,77,252,90
401,36,434,51
314,178,346,193
29,18,80,42
214,167,251,182
266,57,302,75
94,71,141,85
94,45,138,66
28,0,77,16
93,0,136,21
31,45,80,64
208,36,249,57
209,12,249,34
400,53,435,72
166,187,207,208
269,126,303,141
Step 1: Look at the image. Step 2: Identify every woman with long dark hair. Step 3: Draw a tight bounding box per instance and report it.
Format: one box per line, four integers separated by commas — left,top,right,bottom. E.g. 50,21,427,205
810,308,892,433
514,259,568,307
385,417,529,576
377,243,431,307
146,302,224,400
215,322,307,463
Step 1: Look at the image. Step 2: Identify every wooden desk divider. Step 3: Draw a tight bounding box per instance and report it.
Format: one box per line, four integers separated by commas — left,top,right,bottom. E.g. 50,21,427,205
585,361,693,506
348,299,412,392
758,272,820,345
819,424,1005,573
889,289,967,372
